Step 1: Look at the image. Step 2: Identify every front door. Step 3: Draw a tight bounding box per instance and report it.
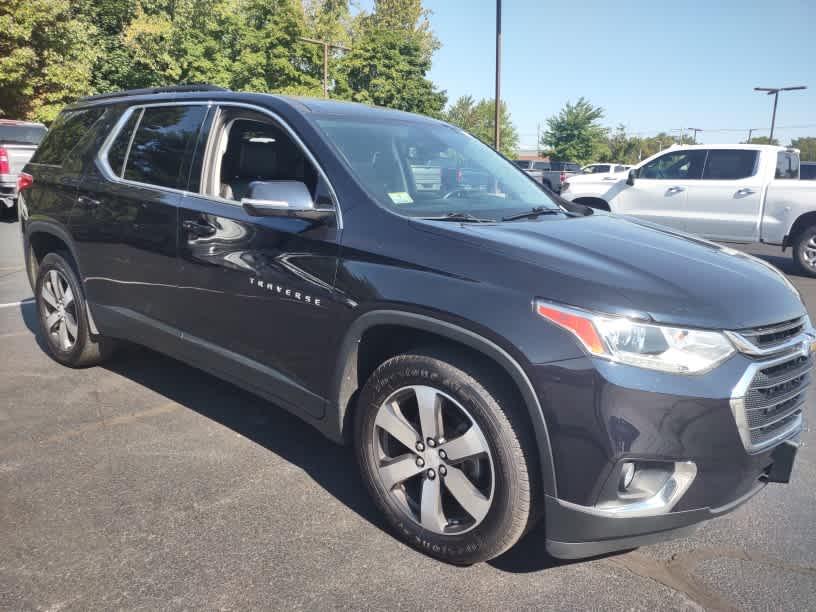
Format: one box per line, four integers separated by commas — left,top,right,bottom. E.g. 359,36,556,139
683,149,763,242
615,149,707,231
175,106,342,417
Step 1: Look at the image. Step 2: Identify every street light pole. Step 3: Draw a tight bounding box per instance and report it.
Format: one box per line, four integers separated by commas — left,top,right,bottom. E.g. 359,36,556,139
688,128,703,144
754,86,807,142
299,37,351,98
494,0,502,152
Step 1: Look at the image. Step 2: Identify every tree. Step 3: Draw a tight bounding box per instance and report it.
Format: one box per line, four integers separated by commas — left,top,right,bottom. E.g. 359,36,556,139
541,98,608,165
791,137,816,161
0,0,98,122
444,95,519,158
334,0,446,115
745,136,779,145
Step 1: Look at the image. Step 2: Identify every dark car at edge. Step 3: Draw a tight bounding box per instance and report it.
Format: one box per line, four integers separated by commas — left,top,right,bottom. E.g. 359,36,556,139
17,85,812,564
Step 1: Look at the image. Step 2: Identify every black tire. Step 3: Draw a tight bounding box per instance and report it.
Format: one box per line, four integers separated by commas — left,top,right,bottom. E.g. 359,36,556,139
35,252,115,367
793,226,816,277
354,348,538,564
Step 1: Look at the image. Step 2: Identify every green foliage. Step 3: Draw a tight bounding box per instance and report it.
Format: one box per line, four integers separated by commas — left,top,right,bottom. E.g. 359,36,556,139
333,0,446,115
791,137,816,161
444,95,519,158
0,0,98,122
745,136,779,145
541,98,608,165
3,0,447,121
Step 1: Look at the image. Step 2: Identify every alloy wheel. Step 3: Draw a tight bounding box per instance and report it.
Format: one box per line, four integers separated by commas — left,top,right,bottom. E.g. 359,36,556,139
804,236,816,267
372,385,495,535
40,269,78,351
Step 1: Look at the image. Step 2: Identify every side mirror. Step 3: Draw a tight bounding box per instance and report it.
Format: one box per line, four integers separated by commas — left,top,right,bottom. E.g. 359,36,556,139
626,169,636,186
241,180,330,219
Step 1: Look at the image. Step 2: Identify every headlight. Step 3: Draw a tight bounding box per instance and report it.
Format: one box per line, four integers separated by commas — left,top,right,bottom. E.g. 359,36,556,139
536,301,735,374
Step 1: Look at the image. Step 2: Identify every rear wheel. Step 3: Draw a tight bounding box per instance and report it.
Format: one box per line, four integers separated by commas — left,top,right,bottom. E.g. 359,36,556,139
355,350,537,564
35,252,115,367
793,226,816,277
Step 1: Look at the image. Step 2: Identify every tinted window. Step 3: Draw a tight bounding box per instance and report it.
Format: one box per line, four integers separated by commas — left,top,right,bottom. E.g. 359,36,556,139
514,160,532,169
640,150,706,180
776,151,800,179
0,124,47,145
31,108,104,165
587,164,610,173
124,106,207,189
801,163,816,180
614,165,626,172
702,150,758,180
533,161,550,170
106,110,141,177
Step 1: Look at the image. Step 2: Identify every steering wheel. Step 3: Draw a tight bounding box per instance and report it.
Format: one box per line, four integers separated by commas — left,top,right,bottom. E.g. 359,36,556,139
442,188,471,200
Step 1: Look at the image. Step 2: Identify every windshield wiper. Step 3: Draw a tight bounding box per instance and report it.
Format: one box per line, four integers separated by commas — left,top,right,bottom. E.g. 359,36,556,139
422,212,496,223
501,207,563,221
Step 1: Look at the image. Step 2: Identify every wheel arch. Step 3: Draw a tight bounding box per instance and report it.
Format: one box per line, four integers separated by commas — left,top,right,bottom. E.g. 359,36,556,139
330,310,558,497
25,221,83,288
783,210,816,249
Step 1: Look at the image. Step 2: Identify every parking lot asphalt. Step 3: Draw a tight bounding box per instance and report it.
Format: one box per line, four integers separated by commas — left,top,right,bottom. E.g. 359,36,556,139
1,217,815,611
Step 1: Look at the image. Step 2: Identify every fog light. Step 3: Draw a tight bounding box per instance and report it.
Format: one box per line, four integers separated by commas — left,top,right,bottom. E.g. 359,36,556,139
620,462,635,490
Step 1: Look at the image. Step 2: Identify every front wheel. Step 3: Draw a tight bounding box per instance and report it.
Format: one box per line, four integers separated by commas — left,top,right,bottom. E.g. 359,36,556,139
354,350,538,564
793,226,816,277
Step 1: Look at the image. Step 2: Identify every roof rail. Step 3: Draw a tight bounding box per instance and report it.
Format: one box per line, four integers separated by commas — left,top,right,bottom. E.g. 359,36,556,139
78,84,229,104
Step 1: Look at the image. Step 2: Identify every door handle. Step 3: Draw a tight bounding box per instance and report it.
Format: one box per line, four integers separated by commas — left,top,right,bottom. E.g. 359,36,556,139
735,188,755,196
602,176,619,181
182,219,217,238
76,195,100,209
666,186,685,194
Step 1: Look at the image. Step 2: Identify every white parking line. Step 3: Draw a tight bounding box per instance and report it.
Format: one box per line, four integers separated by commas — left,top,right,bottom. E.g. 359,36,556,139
0,298,34,309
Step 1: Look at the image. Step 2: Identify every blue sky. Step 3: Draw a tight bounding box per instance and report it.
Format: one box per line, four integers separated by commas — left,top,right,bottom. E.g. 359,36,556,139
358,0,815,147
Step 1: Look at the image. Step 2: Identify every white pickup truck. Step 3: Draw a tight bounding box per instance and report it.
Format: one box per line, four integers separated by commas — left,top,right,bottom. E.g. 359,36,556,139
561,144,816,275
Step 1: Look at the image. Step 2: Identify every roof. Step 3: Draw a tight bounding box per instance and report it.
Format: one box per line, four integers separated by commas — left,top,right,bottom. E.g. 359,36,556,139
668,143,795,152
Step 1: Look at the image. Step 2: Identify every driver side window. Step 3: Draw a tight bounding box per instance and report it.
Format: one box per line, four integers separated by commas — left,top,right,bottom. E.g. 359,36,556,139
204,109,333,207
639,150,706,180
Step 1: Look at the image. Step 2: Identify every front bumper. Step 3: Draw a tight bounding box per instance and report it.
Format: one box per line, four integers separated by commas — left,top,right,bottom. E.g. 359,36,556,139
544,438,799,559
530,336,810,559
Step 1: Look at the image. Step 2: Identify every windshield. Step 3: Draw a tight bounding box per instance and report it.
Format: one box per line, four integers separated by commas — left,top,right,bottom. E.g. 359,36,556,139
315,117,559,220
0,124,47,145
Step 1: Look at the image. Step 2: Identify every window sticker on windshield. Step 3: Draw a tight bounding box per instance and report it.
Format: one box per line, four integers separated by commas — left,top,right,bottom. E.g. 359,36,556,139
388,192,414,205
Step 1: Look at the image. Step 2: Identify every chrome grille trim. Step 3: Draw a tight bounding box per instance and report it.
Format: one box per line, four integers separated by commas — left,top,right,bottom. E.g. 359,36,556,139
725,315,811,356
730,339,811,453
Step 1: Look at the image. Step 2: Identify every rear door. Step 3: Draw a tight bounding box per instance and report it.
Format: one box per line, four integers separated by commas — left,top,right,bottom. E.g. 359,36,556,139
683,149,763,242
174,105,342,416
73,103,209,328
615,149,706,230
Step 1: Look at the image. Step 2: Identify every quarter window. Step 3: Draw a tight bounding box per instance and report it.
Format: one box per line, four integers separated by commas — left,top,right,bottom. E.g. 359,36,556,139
123,106,207,189
776,151,800,179
702,150,758,180
30,108,104,166
639,150,706,180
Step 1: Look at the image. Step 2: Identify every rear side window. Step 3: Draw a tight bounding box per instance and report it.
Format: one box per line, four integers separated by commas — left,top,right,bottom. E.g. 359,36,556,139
776,151,800,179
123,106,207,189
31,108,104,166
614,165,626,172
106,110,141,177
533,161,550,170
702,150,758,180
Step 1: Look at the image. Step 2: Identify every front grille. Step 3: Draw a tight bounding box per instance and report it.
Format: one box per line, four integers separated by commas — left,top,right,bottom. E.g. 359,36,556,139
743,352,810,447
736,317,805,350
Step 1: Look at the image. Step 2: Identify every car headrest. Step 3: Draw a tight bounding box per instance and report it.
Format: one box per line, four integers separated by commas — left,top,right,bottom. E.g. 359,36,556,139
237,140,275,178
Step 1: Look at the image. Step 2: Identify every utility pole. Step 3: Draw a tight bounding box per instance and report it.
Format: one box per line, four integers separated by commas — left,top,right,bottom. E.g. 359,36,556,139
494,0,502,152
754,86,807,142
747,128,754,143
688,128,703,144
536,122,540,156
299,37,351,98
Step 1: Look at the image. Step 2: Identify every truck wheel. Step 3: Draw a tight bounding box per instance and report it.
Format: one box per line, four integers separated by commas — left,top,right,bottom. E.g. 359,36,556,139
793,226,816,277
354,349,537,564
35,252,115,367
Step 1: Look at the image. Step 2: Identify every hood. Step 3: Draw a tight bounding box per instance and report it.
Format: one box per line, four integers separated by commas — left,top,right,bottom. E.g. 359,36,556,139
419,214,804,330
